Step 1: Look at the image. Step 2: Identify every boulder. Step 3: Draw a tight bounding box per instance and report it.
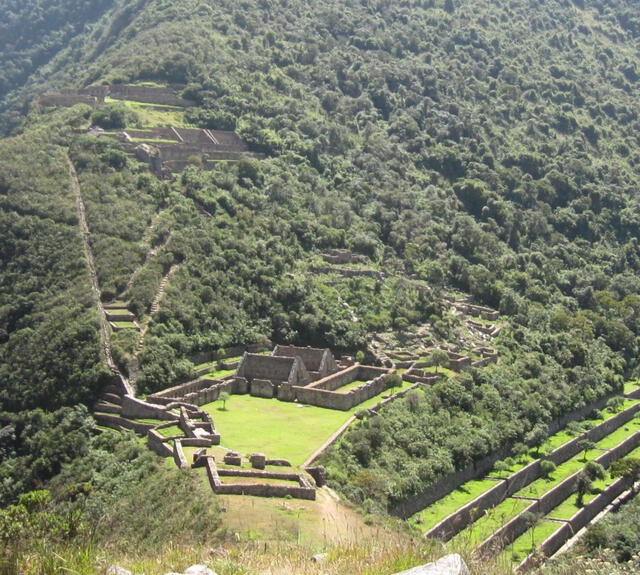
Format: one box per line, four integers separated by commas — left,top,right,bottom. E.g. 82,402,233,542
107,567,132,575
185,566,217,575
392,554,470,575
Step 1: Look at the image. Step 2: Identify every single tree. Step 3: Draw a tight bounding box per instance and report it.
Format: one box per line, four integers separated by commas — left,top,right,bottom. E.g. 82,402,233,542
525,423,548,456
606,396,625,414
610,457,640,493
219,391,231,410
513,442,529,463
429,349,450,374
540,460,557,479
575,470,593,506
577,439,596,461
522,511,542,552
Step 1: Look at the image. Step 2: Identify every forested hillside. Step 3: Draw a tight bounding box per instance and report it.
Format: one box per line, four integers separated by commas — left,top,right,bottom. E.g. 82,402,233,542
1,0,640,572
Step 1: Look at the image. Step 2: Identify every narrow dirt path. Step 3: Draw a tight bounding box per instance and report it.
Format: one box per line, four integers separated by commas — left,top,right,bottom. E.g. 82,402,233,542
134,263,180,356
67,155,134,396
122,230,172,296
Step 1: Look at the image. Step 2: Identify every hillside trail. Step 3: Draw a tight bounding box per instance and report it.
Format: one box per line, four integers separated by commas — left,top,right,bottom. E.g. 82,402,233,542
133,263,180,359
122,228,172,297
67,155,134,396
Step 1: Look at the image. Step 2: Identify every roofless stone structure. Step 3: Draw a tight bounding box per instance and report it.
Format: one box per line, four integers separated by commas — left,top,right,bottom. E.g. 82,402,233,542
236,353,310,386
272,345,339,379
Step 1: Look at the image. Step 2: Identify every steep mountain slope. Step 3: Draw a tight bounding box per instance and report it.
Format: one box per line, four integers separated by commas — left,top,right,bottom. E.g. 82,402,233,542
1,0,640,571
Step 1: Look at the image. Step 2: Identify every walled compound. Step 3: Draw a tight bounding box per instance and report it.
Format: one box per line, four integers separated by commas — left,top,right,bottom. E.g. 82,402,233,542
148,344,396,411
122,127,263,174
38,84,195,108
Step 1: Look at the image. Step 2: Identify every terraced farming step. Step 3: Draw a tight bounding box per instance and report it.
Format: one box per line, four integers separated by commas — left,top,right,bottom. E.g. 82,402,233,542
413,396,640,541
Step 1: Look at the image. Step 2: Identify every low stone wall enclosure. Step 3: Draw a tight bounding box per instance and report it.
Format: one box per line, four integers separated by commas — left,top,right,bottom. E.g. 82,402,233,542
151,345,396,411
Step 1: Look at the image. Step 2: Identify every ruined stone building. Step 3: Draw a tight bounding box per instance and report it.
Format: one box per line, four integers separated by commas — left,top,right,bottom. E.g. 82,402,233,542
271,345,339,380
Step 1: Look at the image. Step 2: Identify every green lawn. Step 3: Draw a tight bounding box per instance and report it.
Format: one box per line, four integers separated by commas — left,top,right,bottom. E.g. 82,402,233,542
106,97,192,128
156,425,182,438
547,476,614,520
203,368,236,380
624,380,640,395
594,418,640,450
112,321,137,329
502,519,563,566
451,497,532,547
202,384,415,465
107,308,132,315
412,477,504,531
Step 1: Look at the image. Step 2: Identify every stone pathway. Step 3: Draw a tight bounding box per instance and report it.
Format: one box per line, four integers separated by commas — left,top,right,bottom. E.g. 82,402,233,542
67,155,134,396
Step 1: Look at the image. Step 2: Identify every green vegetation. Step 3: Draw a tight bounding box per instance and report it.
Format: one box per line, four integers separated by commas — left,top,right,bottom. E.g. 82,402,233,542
504,519,562,566
2,0,640,571
452,497,532,547
410,477,503,531
104,97,192,128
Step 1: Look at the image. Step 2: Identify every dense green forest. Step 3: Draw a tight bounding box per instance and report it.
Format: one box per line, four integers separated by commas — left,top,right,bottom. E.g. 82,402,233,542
1,0,640,572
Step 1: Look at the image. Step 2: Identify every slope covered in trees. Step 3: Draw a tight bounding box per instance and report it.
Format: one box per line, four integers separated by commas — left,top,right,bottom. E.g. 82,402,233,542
0,0,640,571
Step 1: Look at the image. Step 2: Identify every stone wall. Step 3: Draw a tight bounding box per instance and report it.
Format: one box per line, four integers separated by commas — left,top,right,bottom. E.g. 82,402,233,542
311,265,386,280
188,342,270,367
108,84,194,107
202,457,316,500
120,396,177,420
476,432,640,558
173,439,188,469
393,392,636,519
94,413,155,434
38,93,99,108
250,378,275,398
516,477,632,573
147,429,174,458
294,366,393,411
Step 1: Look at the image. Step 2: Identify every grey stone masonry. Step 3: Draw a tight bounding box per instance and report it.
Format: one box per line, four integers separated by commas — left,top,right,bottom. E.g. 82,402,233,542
236,353,310,386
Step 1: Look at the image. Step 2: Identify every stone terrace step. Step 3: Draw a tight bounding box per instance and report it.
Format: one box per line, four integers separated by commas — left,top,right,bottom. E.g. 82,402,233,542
94,401,121,414
103,392,123,404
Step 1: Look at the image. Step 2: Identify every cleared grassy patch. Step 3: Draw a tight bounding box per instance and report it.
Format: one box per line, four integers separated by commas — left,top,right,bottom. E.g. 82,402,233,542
624,380,640,395
112,321,137,329
156,424,182,438
595,418,640,450
203,367,236,379
517,450,600,499
106,97,192,128
411,477,504,531
452,497,532,547
334,380,369,393
502,519,563,566
203,397,353,465
220,476,300,486
203,383,415,465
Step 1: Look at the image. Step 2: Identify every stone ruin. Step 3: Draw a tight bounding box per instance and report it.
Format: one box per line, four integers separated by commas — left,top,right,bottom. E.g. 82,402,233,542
230,345,396,410
148,344,397,411
38,83,195,109
194,451,317,501
121,127,262,174
322,249,368,265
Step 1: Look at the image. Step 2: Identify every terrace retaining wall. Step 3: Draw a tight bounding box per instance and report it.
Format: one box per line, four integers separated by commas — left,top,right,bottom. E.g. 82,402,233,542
516,477,632,573
395,394,637,520
476,432,640,558
294,368,393,411
121,396,176,420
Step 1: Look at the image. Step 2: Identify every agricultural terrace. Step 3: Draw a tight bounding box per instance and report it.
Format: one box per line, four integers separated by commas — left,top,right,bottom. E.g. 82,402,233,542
410,397,640,533
105,96,193,128
504,442,640,569
202,381,415,465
